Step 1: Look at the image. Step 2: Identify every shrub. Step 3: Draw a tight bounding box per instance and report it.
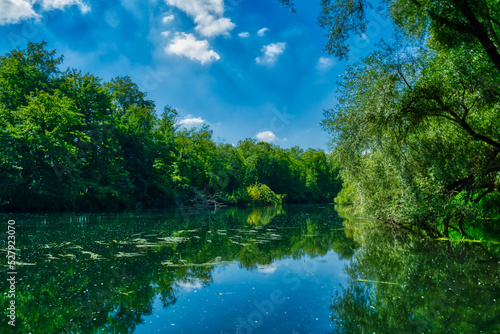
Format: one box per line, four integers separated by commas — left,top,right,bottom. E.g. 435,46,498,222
246,183,284,206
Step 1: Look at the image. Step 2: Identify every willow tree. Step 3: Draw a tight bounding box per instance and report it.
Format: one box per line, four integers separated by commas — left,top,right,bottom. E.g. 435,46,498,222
278,0,500,234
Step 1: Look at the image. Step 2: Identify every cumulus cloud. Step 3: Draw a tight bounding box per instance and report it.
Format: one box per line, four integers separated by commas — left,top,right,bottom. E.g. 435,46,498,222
166,33,220,64
162,14,175,23
0,0,89,25
238,31,249,38
165,0,235,37
257,27,268,36
178,115,206,127
256,130,277,143
0,0,38,24
41,0,90,12
255,42,286,66
316,56,335,71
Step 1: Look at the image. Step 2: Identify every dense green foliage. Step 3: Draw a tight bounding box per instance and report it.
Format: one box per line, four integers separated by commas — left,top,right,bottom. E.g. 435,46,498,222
302,0,500,235
0,43,341,211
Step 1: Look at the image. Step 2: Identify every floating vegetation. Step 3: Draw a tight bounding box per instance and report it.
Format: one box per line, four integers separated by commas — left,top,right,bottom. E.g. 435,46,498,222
136,243,163,248
162,259,233,267
58,254,76,258
115,252,143,258
156,237,189,243
16,262,36,266
81,251,104,260
42,242,71,249
264,233,282,240
131,238,147,243
230,240,250,246
162,260,174,266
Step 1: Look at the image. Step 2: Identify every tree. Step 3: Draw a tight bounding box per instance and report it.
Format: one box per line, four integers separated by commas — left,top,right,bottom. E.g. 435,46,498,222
316,1,500,234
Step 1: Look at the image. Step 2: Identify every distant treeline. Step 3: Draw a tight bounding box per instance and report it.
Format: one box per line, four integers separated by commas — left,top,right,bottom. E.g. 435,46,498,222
0,43,341,211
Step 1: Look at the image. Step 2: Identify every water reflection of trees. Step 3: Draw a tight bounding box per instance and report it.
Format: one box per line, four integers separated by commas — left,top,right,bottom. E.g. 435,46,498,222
0,205,352,334
331,213,500,334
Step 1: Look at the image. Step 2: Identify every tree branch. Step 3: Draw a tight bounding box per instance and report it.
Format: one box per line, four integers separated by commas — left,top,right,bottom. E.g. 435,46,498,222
453,0,500,73
397,68,413,90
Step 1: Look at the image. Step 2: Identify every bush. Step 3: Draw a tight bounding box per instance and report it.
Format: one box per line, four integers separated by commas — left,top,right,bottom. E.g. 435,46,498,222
247,183,284,205
232,183,284,206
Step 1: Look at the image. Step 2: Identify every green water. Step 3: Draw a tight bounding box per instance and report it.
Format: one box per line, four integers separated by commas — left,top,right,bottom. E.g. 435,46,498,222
1,205,498,333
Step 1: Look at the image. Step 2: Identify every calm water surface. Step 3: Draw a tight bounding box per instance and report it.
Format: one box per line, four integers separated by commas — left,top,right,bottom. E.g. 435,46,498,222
1,205,498,333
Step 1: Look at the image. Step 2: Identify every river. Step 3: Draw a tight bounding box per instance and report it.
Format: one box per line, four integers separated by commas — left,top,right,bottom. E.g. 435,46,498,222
1,205,498,333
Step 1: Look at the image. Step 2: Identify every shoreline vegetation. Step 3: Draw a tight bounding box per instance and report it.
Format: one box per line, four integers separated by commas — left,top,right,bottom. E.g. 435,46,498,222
0,42,341,212
282,0,500,237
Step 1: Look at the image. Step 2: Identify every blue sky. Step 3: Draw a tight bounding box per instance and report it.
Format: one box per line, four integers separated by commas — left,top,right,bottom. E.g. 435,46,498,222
0,0,393,150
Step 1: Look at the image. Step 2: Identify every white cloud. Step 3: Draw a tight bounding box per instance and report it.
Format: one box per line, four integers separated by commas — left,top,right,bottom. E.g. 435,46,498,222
255,42,286,66
0,0,38,24
196,16,234,37
316,56,335,71
162,14,175,23
161,31,171,38
238,31,249,38
0,0,89,25
165,0,235,37
257,27,268,36
256,130,277,143
178,114,206,127
41,0,90,13
166,33,220,64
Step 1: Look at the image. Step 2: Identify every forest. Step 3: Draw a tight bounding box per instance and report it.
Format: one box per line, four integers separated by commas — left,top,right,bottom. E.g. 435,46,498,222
0,43,341,211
